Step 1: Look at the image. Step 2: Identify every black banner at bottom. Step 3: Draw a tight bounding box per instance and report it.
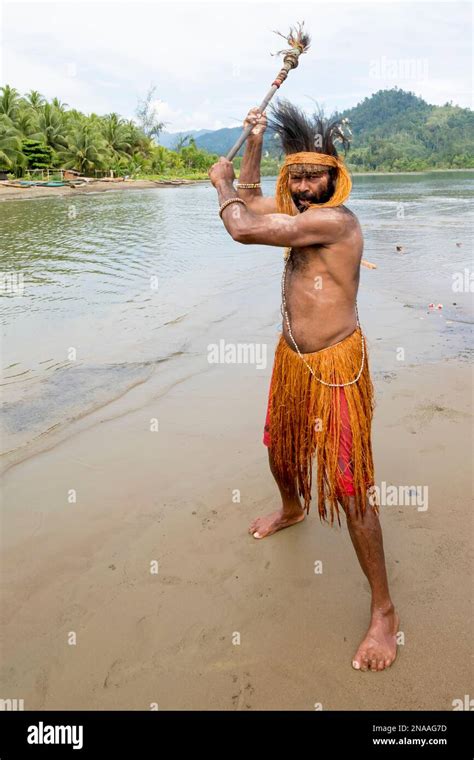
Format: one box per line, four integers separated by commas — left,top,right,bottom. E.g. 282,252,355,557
0,709,472,756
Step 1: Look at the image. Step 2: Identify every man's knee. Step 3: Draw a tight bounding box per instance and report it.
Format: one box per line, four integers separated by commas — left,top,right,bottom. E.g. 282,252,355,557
337,492,377,523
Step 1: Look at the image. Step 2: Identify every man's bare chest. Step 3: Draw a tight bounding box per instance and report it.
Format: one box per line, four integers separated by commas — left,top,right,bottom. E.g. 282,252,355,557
287,245,330,276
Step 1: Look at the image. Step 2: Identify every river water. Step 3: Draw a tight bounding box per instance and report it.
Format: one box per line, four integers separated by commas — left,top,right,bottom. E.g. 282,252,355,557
1,171,472,469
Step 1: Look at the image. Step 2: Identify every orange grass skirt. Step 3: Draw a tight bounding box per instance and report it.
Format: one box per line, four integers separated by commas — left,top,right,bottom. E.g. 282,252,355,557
263,327,379,526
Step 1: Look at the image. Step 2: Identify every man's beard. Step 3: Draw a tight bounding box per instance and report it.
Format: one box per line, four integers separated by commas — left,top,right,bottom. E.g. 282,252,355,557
292,177,335,211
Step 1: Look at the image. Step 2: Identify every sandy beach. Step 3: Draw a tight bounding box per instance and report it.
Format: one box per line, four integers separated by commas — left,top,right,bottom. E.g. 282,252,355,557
1,330,472,710
1,168,472,712
0,177,208,202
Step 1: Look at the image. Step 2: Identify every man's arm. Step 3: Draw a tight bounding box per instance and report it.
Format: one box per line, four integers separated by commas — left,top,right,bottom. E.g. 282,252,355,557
235,107,277,215
217,178,346,247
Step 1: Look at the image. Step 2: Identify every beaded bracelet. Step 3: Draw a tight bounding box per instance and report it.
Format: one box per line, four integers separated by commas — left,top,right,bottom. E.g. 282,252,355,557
235,182,261,189
218,197,247,219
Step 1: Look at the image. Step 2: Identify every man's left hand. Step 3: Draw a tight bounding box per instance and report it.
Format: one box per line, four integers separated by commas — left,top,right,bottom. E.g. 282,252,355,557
208,157,235,188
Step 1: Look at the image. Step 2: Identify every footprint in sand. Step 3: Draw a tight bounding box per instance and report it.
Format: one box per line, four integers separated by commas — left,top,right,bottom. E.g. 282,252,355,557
103,658,148,689
412,403,467,425
231,671,255,710
34,666,50,708
159,575,183,585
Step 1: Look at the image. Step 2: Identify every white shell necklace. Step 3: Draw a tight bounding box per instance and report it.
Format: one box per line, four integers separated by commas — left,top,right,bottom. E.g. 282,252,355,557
280,248,365,387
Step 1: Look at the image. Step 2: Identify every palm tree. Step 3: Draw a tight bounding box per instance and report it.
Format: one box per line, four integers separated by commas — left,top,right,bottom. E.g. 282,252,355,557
24,90,46,111
100,113,132,158
0,115,23,170
149,145,170,173
36,103,68,151
51,97,68,113
65,108,85,122
123,119,153,157
58,124,107,174
0,85,21,120
14,108,42,139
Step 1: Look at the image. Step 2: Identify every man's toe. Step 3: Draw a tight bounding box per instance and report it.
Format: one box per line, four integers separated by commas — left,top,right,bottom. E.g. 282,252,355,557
369,658,378,671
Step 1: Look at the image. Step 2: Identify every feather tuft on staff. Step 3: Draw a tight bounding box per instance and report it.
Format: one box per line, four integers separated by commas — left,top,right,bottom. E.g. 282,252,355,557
272,21,311,57
226,22,311,161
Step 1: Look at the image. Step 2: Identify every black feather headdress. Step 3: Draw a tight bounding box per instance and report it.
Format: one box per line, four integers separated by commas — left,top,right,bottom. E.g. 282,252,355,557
267,98,352,158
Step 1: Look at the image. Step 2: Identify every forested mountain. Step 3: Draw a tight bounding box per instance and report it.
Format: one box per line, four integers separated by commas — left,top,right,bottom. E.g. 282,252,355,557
1,85,472,177
192,88,474,172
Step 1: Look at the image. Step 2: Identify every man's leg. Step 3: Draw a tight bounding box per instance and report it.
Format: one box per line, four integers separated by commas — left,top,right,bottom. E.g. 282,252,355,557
336,387,399,672
248,446,306,539
249,376,306,539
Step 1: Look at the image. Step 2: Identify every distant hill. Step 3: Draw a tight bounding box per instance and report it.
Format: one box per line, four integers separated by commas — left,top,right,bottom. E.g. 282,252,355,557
337,89,473,171
157,128,213,150
167,88,473,172
193,125,278,159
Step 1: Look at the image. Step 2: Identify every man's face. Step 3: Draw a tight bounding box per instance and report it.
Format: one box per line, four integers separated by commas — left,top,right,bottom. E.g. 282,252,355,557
288,167,335,211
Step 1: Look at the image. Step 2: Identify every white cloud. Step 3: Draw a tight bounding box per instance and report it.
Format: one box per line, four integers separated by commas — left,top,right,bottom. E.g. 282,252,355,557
1,1,471,128
151,99,226,131
2,47,115,114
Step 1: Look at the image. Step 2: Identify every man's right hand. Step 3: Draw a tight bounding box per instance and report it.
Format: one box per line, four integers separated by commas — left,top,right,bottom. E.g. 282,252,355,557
244,107,267,138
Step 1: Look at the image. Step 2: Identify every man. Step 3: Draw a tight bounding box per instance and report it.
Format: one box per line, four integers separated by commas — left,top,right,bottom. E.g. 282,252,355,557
208,99,399,673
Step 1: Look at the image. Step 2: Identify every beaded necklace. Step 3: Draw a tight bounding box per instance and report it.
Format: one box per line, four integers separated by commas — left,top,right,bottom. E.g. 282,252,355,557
280,249,365,387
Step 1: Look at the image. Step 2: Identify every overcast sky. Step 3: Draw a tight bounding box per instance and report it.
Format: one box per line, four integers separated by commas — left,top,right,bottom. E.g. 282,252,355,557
1,0,472,133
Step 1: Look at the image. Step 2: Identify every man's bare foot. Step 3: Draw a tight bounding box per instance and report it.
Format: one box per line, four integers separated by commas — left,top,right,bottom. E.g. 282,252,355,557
352,604,400,672
248,508,305,539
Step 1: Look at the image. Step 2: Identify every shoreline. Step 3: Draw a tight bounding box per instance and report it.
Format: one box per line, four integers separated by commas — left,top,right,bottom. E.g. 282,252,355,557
345,167,474,176
2,274,471,479
0,178,209,202
1,168,472,202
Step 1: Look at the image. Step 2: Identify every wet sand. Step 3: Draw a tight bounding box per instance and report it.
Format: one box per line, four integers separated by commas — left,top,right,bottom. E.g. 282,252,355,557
1,339,472,710
2,168,472,202
0,178,207,201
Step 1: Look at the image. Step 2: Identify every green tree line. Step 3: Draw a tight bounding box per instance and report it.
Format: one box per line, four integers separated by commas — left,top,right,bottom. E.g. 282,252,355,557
1,85,472,178
0,85,219,179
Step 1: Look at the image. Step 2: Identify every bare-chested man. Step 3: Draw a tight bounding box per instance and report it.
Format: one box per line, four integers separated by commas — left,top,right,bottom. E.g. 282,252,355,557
208,101,399,673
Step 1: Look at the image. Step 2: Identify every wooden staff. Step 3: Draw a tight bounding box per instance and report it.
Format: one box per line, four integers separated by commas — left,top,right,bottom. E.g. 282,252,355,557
226,22,310,161
225,22,376,270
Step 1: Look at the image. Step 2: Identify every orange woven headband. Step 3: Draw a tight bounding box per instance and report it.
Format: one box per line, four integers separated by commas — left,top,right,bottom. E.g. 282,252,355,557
275,151,352,212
